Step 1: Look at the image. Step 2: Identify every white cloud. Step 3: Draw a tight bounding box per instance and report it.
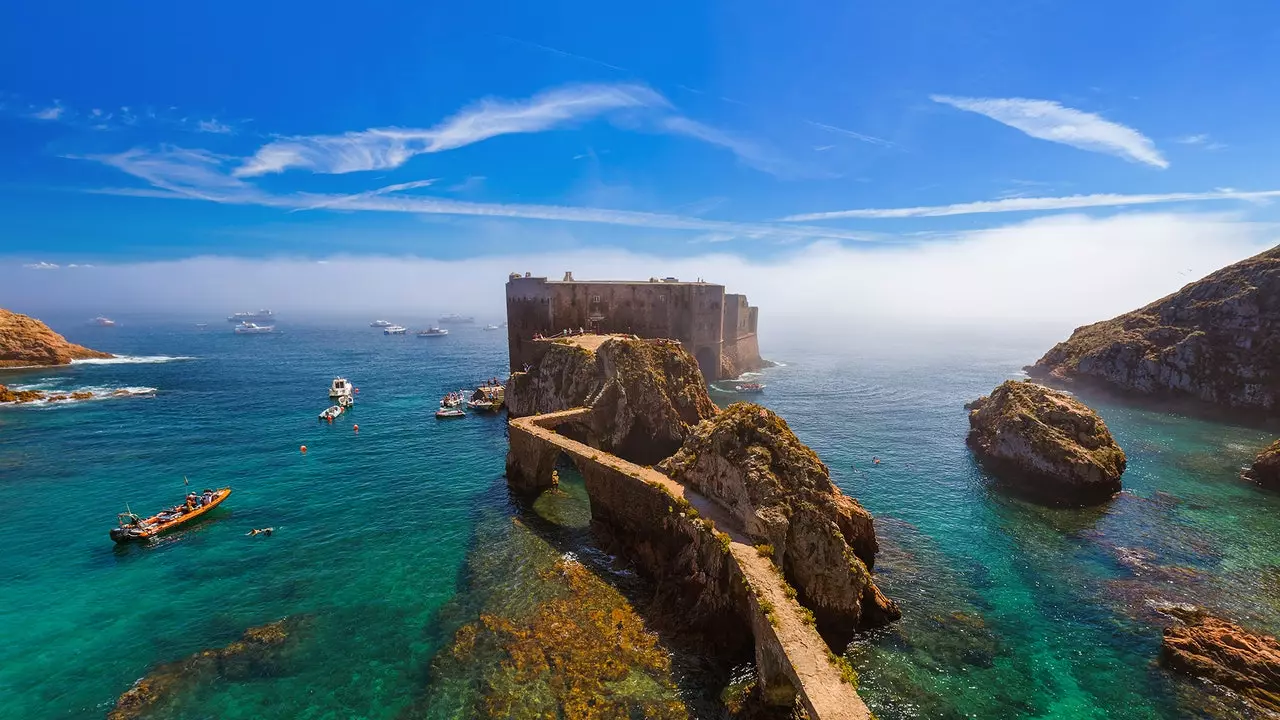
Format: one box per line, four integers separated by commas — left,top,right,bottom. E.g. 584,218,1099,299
31,104,64,121
780,189,1280,221
196,119,233,134
2,213,1270,329
22,262,60,270
660,116,796,176
931,95,1168,168
235,83,668,177
1176,133,1226,150
806,120,894,148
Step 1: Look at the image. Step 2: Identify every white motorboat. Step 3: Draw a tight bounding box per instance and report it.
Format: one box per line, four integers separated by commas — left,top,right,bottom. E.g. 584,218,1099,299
234,322,275,334
319,405,344,421
329,377,355,408
466,398,498,412
417,327,448,337
91,316,117,327
383,325,407,335
482,324,500,331
435,408,466,419
370,320,394,328
228,310,274,323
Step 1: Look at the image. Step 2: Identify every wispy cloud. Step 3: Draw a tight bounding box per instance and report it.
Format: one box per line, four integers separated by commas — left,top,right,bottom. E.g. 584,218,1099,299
931,95,1168,169
23,261,60,270
780,189,1280,221
196,119,233,134
661,116,799,176
1176,133,1226,150
85,146,881,244
235,83,667,177
31,103,64,121
806,120,894,148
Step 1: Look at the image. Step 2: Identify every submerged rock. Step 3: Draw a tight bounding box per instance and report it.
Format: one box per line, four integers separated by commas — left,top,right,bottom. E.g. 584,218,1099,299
109,617,300,720
659,402,900,635
1028,244,1280,415
1160,605,1280,715
0,384,46,403
966,380,1126,506
1243,439,1280,491
0,308,111,368
507,335,718,463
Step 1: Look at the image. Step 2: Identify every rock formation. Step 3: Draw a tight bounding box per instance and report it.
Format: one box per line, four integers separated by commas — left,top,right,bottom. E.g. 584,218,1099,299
0,308,112,368
1028,245,1280,415
1160,605,1280,715
1243,439,1280,490
966,380,1126,506
659,402,900,635
507,336,718,463
109,618,300,720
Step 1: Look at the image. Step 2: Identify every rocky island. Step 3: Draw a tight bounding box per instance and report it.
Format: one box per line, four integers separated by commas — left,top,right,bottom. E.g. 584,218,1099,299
1028,244,1280,416
0,308,112,368
966,380,1126,506
504,332,895,717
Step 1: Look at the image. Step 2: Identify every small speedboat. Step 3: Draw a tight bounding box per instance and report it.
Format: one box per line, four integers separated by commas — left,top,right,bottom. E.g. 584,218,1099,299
435,408,466,419
384,325,408,335
734,383,765,393
417,327,449,337
109,488,231,543
319,405,344,421
441,392,463,408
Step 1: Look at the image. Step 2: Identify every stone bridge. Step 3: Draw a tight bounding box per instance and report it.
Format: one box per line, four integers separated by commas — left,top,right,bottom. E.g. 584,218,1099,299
507,408,872,720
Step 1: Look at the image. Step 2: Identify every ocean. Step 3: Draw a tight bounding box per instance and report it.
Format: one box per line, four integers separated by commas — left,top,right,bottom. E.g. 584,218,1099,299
1,317,1277,719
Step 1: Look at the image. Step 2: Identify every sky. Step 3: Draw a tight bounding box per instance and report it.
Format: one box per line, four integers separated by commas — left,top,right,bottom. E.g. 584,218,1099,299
2,0,1279,323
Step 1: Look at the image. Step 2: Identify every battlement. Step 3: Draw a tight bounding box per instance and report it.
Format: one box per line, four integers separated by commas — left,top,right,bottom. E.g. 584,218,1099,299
504,272,764,381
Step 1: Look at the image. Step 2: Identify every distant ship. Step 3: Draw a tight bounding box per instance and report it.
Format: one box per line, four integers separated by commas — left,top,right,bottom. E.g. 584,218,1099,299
370,320,394,328
417,327,449,338
228,310,275,323
91,316,116,327
383,325,408,335
482,324,500,331
438,314,474,324
234,322,274,334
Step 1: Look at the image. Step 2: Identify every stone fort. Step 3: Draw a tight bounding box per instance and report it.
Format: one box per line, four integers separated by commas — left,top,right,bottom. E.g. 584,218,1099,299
505,272,765,380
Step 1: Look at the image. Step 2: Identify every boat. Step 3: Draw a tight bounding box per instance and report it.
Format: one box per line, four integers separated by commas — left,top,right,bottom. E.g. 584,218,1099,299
383,325,407,335
329,377,354,408
436,407,466,419
370,320,394,328
466,398,499,412
91,316,117,327
234,322,274,334
483,324,500,331
438,314,475,324
319,405,344,421
440,391,464,408
109,487,231,543
417,327,449,337
227,310,274,323
734,382,765,393
195,323,209,330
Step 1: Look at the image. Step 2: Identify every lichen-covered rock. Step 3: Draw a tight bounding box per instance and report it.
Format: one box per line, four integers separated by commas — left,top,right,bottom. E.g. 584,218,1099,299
0,384,46,403
508,336,718,463
1028,245,1280,414
1160,605,1280,715
1243,439,1280,490
658,403,899,635
108,618,300,720
966,380,1126,506
0,308,112,368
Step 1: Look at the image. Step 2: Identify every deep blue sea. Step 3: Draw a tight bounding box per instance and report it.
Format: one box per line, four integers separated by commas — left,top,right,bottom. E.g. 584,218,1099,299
1,317,1277,719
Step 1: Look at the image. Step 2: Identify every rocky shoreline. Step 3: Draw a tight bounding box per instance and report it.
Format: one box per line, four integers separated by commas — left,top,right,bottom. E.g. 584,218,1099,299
0,308,112,368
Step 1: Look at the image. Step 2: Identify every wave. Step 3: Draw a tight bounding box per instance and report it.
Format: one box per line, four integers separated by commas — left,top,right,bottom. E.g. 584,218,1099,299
70,355,194,365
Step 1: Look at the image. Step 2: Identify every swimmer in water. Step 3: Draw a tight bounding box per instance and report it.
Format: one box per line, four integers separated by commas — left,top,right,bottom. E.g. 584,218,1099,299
246,528,275,537
873,456,881,465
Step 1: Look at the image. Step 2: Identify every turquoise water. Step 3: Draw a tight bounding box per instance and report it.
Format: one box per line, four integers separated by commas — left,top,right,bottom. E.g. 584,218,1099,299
1,319,1277,718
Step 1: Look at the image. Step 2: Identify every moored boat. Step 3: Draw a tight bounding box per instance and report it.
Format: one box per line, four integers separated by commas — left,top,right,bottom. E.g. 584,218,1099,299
234,322,274,334
734,382,765,393
417,327,448,337
329,377,354,408
383,325,408,335
319,405,344,421
435,407,466,419
109,487,231,543
440,391,464,408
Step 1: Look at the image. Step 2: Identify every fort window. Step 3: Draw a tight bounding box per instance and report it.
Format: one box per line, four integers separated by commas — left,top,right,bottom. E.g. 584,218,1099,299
591,295,600,303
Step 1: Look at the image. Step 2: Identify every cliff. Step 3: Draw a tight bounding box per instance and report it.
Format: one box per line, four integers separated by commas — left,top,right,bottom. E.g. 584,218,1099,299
1028,245,1280,414
966,380,1126,506
659,402,900,635
1243,439,1280,491
507,335,718,463
1160,605,1280,715
0,309,112,368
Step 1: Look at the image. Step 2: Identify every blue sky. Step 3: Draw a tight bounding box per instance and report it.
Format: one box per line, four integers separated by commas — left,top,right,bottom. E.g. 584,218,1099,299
1,1,1278,320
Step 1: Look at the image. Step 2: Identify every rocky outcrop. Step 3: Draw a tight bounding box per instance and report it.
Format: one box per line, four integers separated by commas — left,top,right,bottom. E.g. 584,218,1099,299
659,402,899,635
1243,439,1280,490
966,380,1126,506
508,336,718,463
1028,245,1280,415
1160,605,1280,715
109,618,301,720
0,308,112,368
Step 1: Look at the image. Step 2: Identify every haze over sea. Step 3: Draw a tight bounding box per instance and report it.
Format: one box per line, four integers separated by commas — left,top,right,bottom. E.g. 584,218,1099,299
0,315,1275,718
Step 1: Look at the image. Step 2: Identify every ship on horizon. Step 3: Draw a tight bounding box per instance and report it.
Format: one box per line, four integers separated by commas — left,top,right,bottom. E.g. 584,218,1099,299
227,310,275,323
438,314,474,324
